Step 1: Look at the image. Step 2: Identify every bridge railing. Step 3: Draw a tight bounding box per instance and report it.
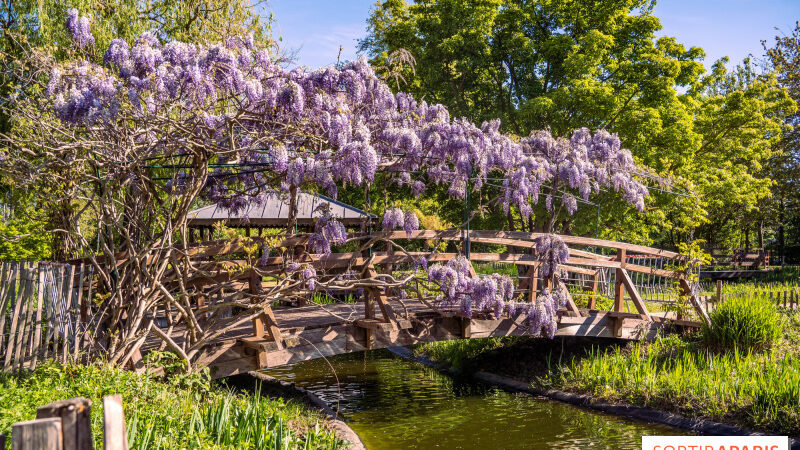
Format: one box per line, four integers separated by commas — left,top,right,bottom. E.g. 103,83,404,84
172,229,710,339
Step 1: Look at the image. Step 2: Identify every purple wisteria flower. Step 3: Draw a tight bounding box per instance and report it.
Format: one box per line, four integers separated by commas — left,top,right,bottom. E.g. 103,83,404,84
46,12,652,230
382,207,404,231
535,234,570,277
66,9,94,48
309,205,347,255
302,266,317,290
427,257,514,319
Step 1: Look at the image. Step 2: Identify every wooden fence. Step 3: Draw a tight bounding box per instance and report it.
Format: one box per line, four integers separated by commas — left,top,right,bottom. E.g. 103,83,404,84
699,280,798,313
707,248,770,269
0,395,128,450
0,261,94,372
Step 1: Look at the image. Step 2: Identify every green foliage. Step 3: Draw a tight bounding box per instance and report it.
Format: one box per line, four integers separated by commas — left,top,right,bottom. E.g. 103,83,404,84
0,362,343,449
763,22,800,258
415,337,521,370
702,295,783,351
539,326,800,435
360,0,795,246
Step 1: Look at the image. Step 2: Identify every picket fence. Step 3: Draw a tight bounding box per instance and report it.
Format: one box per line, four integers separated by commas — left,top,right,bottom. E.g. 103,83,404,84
0,261,95,371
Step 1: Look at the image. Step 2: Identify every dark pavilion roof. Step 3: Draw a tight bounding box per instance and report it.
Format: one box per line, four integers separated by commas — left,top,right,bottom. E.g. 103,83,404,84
187,192,375,227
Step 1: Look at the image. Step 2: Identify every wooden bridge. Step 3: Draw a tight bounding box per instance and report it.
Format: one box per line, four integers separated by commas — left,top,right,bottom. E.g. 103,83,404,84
0,230,710,377
132,230,709,379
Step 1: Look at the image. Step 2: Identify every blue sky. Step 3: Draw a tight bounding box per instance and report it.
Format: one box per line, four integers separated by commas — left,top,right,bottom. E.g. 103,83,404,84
267,0,800,71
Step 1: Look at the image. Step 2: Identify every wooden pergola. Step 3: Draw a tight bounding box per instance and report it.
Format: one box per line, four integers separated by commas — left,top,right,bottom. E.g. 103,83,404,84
187,192,376,242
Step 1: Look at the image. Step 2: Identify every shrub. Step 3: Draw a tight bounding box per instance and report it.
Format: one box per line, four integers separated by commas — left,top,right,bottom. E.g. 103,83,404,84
702,295,783,351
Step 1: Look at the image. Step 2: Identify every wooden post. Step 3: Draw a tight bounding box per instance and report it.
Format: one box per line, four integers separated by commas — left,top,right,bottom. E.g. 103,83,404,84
248,272,284,349
588,270,599,309
715,280,722,304
36,397,92,450
526,264,539,303
12,418,63,450
613,249,626,312
617,269,652,321
102,395,127,450
460,317,471,339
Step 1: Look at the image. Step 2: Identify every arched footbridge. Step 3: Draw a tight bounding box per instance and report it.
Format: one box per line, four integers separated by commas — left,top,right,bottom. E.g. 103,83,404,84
133,230,709,379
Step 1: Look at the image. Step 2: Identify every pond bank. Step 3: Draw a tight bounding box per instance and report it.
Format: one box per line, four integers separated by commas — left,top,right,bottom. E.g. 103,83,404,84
410,322,800,448
388,346,776,438
226,371,365,449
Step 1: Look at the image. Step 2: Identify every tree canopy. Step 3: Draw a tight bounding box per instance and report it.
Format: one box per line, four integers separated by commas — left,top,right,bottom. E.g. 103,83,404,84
360,0,795,247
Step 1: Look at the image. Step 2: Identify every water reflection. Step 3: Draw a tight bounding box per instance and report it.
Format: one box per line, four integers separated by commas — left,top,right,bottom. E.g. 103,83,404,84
262,349,684,449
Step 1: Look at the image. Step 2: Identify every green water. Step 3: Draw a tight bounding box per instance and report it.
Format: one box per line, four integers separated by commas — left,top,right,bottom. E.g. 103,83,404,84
262,349,685,449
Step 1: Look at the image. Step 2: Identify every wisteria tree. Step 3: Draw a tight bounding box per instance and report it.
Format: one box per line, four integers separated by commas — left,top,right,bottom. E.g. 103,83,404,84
0,10,653,368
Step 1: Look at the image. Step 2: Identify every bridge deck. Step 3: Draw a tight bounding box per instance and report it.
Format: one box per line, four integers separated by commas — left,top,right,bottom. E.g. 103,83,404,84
140,298,694,379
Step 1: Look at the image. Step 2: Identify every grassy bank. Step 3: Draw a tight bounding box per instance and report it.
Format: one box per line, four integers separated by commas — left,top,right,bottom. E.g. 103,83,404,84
0,356,344,449
416,306,800,436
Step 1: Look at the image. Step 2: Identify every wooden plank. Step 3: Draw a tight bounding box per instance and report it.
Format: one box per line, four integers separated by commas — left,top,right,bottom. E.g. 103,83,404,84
61,264,75,365
41,266,54,363
557,279,582,317
679,278,711,326
613,249,626,313
618,269,653,321
0,261,12,350
14,267,36,370
30,266,46,370
4,262,26,369
74,263,85,361
102,395,128,450
36,397,93,450
12,417,63,450
379,230,683,259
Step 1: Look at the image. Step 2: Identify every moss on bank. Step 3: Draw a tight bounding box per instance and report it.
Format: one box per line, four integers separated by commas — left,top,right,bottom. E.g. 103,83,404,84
415,309,800,437
0,358,344,449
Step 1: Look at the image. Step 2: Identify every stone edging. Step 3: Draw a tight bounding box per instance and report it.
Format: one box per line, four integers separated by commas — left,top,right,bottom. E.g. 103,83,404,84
387,346,800,449
223,371,366,450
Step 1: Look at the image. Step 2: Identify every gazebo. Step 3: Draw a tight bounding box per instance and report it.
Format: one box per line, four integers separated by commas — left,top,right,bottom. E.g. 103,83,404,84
187,192,375,242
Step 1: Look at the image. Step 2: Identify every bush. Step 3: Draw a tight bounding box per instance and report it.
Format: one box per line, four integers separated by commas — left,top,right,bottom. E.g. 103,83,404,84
702,295,783,351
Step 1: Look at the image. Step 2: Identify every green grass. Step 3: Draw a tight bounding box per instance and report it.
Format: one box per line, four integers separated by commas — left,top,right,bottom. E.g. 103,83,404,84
415,337,522,370
0,360,344,449
538,324,800,435
702,294,783,351
417,305,800,436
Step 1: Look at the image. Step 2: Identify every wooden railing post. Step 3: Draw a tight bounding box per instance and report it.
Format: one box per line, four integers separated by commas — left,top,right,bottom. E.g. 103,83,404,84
12,418,63,450
36,397,92,450
715,280,722,304
613,249,626,313
588,270,599,309
248,271,284,350
102,395,127,450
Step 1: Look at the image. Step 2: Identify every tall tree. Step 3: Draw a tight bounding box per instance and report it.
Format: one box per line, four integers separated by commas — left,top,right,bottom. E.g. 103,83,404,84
0,0,274,259
764,21,800,262
360,0,793,247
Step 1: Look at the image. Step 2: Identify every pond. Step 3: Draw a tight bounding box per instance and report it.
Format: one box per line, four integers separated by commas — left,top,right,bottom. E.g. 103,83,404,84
262,348,685,449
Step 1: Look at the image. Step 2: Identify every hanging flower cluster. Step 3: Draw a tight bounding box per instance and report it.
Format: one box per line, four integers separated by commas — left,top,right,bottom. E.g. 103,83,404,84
66,9,94,48
523,285,569,338
302,266,317,290
382,208,419,237
41,14,651,233
427,256,514,319
308,205,347,255
535,234,570,277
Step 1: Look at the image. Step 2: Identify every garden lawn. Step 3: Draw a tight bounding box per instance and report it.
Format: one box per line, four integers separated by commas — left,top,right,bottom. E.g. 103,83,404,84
0,360,344,449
